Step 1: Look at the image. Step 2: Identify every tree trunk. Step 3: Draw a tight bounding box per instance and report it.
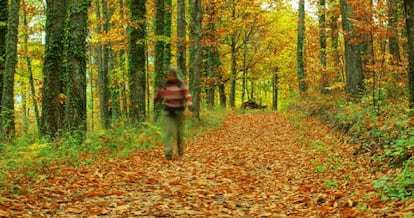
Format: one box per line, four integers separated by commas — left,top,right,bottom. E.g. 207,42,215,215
272,71,278,111
154,0,165,120
297,0,307,95
388,0,401,63
0,0,7,112
164,0,172,68
94,0,103,129
329,5,342,81
98,0,111,129
206,2,219,109
189,0,202,120
22,0,40,134
128,0,147,124
41,0,66,139
65,0,90,140
230,38,237,107
218,73,226,108
319,0,328,94
0,0,19,136
230,1,237,108
176,0,187,79
405,0,414,109
340,0,364,98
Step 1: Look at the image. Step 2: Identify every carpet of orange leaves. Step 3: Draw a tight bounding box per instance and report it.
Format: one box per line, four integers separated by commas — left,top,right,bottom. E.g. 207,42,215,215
1,113,414,217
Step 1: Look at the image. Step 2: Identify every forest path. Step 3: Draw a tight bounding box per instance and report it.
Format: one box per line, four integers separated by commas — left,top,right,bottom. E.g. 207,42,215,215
2,113,412,217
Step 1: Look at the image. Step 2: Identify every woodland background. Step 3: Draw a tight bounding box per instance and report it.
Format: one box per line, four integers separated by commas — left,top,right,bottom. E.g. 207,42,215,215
1,0,414,207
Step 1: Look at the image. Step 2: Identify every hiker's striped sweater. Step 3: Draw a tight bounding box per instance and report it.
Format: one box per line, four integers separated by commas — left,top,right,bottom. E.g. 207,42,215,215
155,80,192,110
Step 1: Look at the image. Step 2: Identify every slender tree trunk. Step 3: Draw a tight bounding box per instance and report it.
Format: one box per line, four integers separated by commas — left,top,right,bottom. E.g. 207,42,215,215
241,47,247,104
329,5,342,81
340,0,364,98
206,1,219,109
405,0,414,109
0,0,7,112
272,70,279,111
297,0,307,95
164,0,172,68
88,50,95,131
94,0,103,129
361,0,375,70
128,0,147,124
230,1,237,108
154,0,165,120
22,0,40,134
65,0,90,140
319,0,328,94
41,0,66,139
0,0,19,136
218,73,226,108
388,0,401,63
98,0,111,129
177,0,187,79
189,0,202,120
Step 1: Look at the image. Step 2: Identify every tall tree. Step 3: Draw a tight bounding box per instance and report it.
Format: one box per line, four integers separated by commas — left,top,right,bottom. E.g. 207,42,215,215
205,1,221,109
405,0,414,109
388,0,401,63
98,0,111,129
0,0,19,136
297,0,307,94
319,0,328,93
176,0,187,79
0,0,7,111
22,0,40,134
328,1,342,81
340,0,364,97
93,0,103,129
65,0,90,139
164,0,172,67
128,0,147,123
154,0,165,119
41,0,66,138
189,0,202,120
229,0,237,108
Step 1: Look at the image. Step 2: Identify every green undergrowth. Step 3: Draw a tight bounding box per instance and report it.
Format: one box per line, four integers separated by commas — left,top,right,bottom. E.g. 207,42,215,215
0,107,228,195
289,93,414,201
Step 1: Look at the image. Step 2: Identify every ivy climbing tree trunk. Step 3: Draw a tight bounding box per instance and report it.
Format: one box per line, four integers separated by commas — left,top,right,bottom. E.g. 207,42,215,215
154,0,165,120
405,0,414,109
41,0,66,139
340,0,364,98
128,0,147,124
0,0,19,137
189,0,202,120
0,0,7,113
176,0,186,79
65,0,90,140
297,0,307,95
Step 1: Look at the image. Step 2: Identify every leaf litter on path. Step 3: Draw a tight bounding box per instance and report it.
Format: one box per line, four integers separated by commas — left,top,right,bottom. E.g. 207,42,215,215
1,112,414,217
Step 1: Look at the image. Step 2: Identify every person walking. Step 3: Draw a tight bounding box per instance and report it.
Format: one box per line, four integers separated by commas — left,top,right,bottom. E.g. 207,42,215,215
154,66,193,160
